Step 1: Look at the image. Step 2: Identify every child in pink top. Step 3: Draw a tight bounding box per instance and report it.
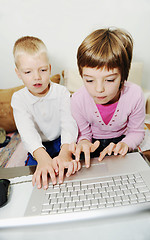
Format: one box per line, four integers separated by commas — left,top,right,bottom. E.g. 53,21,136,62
70,28,145,168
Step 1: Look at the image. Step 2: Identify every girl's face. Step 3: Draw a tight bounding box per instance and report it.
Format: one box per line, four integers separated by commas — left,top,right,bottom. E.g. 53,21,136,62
82,67,122,105
15,52,51,97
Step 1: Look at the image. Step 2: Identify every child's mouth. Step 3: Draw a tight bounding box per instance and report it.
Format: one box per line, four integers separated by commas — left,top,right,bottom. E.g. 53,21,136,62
96,96,106,100
33,83,42,88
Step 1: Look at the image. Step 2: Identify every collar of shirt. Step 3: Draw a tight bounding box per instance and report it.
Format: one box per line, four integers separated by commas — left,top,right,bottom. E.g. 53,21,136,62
24,81,57,104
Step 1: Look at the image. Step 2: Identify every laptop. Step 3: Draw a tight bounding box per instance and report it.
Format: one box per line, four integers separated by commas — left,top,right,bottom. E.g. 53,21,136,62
21,152,150,226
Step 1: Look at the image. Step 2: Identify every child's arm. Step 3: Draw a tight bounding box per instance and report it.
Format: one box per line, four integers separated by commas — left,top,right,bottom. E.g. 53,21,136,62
70,140,100,167
32,147,58,189
54,144,81,184
118,85,145,151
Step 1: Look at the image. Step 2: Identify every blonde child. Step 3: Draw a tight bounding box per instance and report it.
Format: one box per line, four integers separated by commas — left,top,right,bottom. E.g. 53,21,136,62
11,36,81,189
70,28,145,167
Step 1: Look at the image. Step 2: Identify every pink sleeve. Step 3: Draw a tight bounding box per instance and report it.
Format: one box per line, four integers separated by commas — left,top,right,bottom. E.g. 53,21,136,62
121,89,145,150
70,94,92,143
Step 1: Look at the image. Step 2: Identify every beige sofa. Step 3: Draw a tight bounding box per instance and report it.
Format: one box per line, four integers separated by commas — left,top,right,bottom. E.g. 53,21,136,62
62,62,150,114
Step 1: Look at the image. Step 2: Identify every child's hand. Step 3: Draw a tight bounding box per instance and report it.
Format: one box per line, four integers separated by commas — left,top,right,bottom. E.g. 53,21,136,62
98,142,129,161
54,144,81,184
70,139,100,168
55,157,81,184
32,148,58,189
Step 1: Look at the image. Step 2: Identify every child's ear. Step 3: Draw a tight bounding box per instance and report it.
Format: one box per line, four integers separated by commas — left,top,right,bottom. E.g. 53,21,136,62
49,64,51,74
15,68,21,79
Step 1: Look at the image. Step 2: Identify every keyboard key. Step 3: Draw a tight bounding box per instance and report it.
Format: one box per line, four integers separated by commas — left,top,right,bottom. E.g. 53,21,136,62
114,196,122,202
58,198,65,204
106,197,114,204
83,200,91,207
42,205,52,211
60,203,68,209
129,194,137,201
80,195,86,201
66,182,73,187
73,196,80,202
91,199,98,205
138,187,149,193
72,181,80,187
76,201,83,208
78,190,85,196
87,194,94,200
136,193,145,199
65,197,72,203
68,202,75,208
82,206,90,211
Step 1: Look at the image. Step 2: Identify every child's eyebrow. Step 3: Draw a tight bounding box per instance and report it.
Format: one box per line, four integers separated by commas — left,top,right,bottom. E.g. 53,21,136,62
83,74,94,78
105,73,119,77
83,73,119,78
21,65,48,71
21,68,31,71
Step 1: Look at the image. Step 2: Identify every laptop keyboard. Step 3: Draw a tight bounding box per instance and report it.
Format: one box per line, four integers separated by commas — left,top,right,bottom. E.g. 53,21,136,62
41,173,150,215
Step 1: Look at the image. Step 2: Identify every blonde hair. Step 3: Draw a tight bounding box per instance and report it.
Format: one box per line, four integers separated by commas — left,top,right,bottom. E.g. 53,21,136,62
77,28,133,88
13,36,48,67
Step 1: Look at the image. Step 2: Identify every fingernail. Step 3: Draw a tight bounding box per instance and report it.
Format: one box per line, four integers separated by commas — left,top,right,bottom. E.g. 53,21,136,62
38,185,41,189
86,165,89,168
44,185,47,190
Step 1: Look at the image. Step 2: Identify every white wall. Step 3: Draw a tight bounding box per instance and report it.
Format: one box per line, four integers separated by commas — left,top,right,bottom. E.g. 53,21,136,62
0,0,150,89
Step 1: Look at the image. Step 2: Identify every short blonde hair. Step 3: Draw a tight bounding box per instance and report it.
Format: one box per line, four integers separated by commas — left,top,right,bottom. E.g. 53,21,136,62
13,36,48,67
77,28,133,88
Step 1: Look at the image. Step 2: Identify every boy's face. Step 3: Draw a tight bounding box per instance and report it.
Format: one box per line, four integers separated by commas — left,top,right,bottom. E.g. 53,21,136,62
15,52,51,97
82,67,121,105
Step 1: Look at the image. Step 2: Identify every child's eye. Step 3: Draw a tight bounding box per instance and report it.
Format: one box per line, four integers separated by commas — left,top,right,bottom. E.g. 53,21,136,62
41,69,47,72
106,79,115,82
24,71,31,74
85,79,93,83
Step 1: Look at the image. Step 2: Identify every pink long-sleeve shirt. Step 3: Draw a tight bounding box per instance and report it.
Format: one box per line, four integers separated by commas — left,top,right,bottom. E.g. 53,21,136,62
71,81,145,151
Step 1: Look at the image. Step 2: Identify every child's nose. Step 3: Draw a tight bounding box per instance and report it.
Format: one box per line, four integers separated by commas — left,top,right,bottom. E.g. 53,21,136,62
34,71,41,80
95,81,104,92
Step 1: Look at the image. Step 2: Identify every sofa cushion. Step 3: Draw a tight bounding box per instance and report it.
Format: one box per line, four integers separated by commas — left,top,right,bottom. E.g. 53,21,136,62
0,85,24,133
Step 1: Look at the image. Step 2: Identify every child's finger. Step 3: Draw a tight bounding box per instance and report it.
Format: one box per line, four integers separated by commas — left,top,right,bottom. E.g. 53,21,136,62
41,171,49,190
65,162,74,177
32,173,36,186
107,143,115,155
77,161,81,171
58,164,64,184
120,146,128,156
69,142,77,154
113,143,121,156
98,144,114,161
98,149,107,161
48,168,57,185
71,160,78,174
33,170,42,189
91,140,100,152
82,145,91,168
52,158,59,174
75,145,82,161
114,143,128,156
